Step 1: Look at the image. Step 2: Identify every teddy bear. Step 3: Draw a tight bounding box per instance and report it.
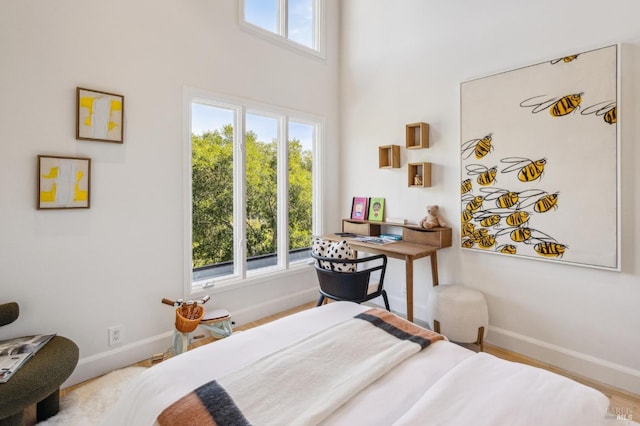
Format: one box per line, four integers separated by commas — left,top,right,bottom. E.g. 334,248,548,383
420,205,448,229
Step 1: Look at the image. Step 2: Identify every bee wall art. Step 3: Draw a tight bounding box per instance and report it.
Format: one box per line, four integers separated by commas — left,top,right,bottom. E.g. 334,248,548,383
460,44,619,270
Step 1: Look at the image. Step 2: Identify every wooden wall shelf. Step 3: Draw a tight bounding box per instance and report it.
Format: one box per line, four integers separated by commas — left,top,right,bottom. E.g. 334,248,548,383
378,145,400,168
406,122,429,149
408,162,432,187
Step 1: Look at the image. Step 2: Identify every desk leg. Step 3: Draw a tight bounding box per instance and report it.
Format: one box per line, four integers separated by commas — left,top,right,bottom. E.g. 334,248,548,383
405,257,414,323
430,251,439,287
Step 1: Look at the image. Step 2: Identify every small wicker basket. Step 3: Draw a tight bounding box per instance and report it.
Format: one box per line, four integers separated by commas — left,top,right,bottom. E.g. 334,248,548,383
175,304,204,333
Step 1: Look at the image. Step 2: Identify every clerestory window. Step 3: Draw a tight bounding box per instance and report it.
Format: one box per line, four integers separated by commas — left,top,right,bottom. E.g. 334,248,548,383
240,0,325,57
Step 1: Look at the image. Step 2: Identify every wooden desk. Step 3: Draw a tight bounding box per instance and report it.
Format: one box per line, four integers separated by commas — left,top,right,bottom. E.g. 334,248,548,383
321,234,440,323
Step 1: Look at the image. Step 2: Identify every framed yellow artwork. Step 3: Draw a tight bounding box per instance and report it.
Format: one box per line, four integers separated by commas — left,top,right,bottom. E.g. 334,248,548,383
76,87,124,143
37,155,91,209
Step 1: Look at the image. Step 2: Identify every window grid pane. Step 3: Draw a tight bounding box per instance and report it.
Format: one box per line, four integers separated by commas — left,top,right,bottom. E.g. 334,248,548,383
244,0,278,33
246,113,279,270
288,121,313,253
287,0,314,48
191,103,235,280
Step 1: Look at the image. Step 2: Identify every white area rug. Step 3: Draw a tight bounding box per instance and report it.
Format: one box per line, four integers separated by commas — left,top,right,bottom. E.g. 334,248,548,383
39,366,147,425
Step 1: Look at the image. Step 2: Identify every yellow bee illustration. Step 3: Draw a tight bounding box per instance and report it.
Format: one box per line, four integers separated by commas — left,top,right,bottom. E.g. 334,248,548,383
461,238,475,248
550,93,583,117
506,211,530,227
479,187,543,209
466,164,497,186
496,191,520,208
509,227,532,243
461,209,474,223
461,222,476,237
520,93,583,117
470,228,489,243
604,106,617,124
534,242,567,258
501,157,546,182
480,214,501,228
461,178,473,194
550,54,579,64
496,244,517,254
463,194,484,212
461,133,494,160
581,101,617,125
533,192,559,213
478,234,496,249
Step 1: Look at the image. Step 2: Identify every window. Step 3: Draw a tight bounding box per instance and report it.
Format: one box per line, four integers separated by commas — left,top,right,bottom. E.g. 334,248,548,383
240,0,324,57
186,88,322,291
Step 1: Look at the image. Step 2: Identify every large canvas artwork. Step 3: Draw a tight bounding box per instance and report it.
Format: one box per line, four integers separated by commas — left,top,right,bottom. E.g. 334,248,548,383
460,45,619,270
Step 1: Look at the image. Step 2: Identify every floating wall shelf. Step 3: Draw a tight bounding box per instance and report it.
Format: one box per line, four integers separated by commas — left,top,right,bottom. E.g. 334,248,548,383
378,145,400,168
408,162,432,188
406,122,429,149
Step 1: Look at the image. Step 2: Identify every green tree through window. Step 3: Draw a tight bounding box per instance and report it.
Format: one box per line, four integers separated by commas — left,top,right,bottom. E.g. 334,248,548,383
191,123,313,273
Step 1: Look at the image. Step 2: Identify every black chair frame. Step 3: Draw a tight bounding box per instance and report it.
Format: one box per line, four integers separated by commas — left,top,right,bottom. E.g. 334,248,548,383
311,252,390,310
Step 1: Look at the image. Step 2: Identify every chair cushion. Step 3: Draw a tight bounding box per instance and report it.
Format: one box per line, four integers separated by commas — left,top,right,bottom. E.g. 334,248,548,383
311,238,356,272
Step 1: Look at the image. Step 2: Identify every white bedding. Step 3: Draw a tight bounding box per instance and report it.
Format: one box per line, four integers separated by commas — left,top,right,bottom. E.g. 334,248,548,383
103,302,609,425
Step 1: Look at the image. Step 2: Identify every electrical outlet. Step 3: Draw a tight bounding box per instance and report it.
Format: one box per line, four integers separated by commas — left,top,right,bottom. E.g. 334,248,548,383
108,325,123,346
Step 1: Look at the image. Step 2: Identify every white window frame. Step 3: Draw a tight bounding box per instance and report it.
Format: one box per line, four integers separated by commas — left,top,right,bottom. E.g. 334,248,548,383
183,86,324,296
239,0,326,59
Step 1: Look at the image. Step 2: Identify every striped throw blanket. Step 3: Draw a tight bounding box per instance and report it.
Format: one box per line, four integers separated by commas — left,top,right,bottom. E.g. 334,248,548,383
157,308,443,426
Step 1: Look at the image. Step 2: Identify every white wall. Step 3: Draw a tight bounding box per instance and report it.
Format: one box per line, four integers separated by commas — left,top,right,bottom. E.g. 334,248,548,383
0,0,340,385
340,0,640,393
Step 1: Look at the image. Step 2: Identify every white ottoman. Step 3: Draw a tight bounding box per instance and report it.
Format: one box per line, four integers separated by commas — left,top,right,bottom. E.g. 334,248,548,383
426,285,489,351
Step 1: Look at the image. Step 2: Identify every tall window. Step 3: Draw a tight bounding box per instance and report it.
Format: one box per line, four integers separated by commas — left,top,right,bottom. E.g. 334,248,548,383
240,0,324,57
187,89,321,290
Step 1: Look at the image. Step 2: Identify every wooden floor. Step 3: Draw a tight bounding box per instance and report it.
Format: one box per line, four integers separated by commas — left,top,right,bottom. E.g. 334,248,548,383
63,301,639,421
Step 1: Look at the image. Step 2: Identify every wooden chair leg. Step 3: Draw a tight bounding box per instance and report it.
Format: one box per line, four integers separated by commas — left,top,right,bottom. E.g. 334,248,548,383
476,326,485,352
433,319,440,333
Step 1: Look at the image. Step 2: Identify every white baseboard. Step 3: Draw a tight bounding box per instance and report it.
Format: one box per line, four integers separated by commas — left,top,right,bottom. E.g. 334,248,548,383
487,325,640,395
64,331,173,388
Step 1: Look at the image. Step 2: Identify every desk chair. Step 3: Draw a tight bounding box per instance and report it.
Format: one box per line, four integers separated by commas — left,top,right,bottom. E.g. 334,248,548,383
310,252,390,311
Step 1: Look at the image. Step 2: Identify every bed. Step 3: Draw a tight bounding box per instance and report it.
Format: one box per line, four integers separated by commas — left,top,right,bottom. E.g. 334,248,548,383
103,302,610,425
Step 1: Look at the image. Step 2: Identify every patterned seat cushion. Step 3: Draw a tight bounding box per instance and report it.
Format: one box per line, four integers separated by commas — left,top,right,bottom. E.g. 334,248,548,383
312,238,356,272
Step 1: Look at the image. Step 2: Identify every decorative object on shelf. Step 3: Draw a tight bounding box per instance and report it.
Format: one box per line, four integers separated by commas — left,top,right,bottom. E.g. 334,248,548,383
408,162,431,187
37,155,91,209
350,197,369,220
420,205,448,229
460,44,619,270
406,122,429,149
378,145,400,168
367,197,385,222
76,87,124,143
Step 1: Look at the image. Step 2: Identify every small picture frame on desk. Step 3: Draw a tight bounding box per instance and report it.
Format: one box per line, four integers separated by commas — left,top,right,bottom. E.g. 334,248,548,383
368,197,385,222
351,197,368,220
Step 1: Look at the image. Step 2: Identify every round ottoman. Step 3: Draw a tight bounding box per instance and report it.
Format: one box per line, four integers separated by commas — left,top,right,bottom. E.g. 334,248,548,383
0,336,79,425
426,285,489,351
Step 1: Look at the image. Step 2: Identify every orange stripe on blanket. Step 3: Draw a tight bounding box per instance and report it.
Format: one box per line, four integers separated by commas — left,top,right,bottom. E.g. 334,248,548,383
355,308,444,349
157,391,217,426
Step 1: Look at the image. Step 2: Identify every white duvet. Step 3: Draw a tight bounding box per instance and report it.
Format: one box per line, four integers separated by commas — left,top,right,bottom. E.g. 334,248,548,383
103,302,609,426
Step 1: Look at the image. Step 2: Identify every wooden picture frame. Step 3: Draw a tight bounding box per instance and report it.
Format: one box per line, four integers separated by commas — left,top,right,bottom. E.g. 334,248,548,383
350,197,369,220
76,87,124,143
37,155,91,209
367,197,385,222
